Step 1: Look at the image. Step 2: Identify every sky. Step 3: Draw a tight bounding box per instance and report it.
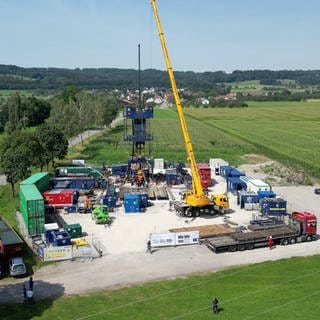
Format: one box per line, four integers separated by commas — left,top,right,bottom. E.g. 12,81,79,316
1,0,320,73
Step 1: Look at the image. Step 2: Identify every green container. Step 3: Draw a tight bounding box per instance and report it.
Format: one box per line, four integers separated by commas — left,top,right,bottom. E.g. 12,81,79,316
20,172,50,192
19,184,44,219
64,223,82,238
26,216,45,235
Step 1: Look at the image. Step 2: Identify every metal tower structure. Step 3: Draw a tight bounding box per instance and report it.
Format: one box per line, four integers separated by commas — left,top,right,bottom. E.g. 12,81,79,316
123,44,154,186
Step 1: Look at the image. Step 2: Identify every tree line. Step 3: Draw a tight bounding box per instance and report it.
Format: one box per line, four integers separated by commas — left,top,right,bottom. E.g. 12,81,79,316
1,64,320,91
0,87,120,195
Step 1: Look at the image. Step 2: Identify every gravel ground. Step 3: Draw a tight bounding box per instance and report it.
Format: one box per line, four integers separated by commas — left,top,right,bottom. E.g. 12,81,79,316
1,175,320,304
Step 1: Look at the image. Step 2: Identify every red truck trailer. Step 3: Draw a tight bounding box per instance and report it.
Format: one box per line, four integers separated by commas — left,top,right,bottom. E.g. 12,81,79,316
197,163,212,189
204,211,317,253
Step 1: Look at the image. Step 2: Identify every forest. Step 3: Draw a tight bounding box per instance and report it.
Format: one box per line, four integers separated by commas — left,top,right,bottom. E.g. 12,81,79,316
1,64,320,91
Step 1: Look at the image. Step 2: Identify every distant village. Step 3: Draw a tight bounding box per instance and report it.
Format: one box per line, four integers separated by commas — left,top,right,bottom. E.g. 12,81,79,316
115,87,264,108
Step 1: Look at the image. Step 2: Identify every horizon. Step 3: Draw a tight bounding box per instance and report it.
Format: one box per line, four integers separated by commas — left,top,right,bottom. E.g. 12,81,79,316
2,64,320,74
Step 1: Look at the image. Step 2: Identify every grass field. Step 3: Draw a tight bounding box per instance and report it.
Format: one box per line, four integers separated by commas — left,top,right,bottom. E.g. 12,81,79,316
184,101,320,177
230,80,308,94
0,90,33,97
72,101,320,179
70,107,256,166
1,255,320,319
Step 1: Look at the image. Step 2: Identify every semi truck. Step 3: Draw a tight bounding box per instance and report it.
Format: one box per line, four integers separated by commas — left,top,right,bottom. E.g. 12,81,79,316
204,211,317,253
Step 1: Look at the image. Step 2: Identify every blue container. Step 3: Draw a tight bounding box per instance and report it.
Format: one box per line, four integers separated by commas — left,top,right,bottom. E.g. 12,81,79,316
51,230,71,247
64,205,78,213
124,194,144,213
51,177,96,190
111,164,128,177
103,194,117,208
237,191,259,209
257,190,276,201
220,165,233,179
260,198,287,216
139,193,148,208
45,229,59,243
227,177,247,193
229,169,245,178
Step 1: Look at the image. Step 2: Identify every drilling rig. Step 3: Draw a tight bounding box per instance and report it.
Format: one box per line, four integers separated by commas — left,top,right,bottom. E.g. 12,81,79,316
123,44,153,187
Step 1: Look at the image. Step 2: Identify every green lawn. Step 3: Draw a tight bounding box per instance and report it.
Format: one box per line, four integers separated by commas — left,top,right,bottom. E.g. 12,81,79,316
1,255,320,319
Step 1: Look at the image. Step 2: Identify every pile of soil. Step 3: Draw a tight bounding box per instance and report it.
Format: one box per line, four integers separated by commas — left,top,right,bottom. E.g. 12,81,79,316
238,154,311,186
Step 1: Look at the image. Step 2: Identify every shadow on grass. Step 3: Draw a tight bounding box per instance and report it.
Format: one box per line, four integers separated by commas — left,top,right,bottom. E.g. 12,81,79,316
0,280,65,320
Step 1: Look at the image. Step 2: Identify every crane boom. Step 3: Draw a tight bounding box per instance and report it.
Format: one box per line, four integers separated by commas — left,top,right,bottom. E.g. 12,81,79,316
150,0,210,207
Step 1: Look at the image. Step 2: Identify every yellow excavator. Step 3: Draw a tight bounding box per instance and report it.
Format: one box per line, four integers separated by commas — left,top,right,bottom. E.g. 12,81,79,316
150,0,229,217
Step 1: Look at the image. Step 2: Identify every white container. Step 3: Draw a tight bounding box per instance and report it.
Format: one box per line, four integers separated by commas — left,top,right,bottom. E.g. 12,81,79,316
209,158,229,176
240,177,270,193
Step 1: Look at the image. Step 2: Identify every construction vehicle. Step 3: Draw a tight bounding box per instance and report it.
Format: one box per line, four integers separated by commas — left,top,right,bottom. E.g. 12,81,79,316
91,205,110,225
204,211,317,253
150,0,229,217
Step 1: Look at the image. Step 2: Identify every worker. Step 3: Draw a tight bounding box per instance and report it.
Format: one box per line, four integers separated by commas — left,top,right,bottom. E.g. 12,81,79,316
268,235,273,250
212,297,219,314
147,240,152,254
29,276,34,291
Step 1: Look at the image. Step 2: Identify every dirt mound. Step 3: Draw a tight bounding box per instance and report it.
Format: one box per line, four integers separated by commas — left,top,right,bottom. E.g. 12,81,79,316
238,154,310,186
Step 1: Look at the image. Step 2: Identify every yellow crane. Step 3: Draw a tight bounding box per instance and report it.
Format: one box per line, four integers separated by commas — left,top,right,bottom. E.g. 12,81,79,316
150,0,229,217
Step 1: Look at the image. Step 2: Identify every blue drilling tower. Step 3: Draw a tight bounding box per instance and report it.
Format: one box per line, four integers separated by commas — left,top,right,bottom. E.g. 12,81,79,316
123,44,154,186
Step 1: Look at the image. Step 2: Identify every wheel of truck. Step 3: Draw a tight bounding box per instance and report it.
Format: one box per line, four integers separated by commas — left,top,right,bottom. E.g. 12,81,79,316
281,238,289,245
194,209,200,217
228,245,237,252
289,237,296,244
247,243,254,250
209,209,215,215
185,208,193,217
306,235,312,242
238,244,246,251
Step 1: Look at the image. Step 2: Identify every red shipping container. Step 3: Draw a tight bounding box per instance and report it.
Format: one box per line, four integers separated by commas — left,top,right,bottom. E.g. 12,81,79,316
197,163,212,189
42,189,74,208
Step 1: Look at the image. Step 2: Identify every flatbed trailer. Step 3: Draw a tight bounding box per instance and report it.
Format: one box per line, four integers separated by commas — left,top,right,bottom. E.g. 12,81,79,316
204,225,316,253
169,224,238,239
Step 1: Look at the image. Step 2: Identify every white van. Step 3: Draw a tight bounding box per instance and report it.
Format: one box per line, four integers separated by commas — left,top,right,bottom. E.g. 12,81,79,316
8,257,26,277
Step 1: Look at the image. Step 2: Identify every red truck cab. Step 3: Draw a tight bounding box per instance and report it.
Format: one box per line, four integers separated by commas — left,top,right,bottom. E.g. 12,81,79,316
292,211,317,236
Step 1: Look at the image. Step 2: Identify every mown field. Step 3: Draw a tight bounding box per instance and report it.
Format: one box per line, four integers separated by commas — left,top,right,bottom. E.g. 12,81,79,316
0,90,33,97
1,255,320,319
184,101,320,177
72,100,320,179
230,80,308,93
69,108,256,166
